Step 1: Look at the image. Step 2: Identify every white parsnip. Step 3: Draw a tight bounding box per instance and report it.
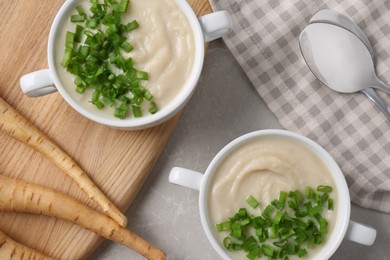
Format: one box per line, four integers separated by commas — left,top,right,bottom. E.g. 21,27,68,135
0,97,127,227
0,229,53,260
0,175,166,260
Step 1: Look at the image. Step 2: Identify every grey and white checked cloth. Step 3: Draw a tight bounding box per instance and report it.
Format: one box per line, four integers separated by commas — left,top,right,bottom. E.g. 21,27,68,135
209,0,390,213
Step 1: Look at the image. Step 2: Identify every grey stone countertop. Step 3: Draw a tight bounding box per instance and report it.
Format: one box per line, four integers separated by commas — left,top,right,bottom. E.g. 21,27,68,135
90,40,390,260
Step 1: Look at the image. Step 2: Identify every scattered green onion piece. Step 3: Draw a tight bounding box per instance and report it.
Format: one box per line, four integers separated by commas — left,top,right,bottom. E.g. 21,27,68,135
132,105,142,117
95,101,104,109
262,245,274,257
242,236,257,252
65,31,75,50
120,41,133,52
272,211,283,225
246,195,259,209
317,185,333,193
61,48,73,67
86,18,99,29
136,70,149,80
308,205,322,216
268,225,278,239
124,20,139,31
216,221,231,232
117,0,129,12
231,222,243,240
328,198,334,210
298,248,307,257
279,247,288,258
280,229,295,240
114,103,129,119
246,245,261,260
74,25,84,42
237,208,247,218
319,219,328,234
223,237,233,251
75,5,86,16
305,186,314,199
262,205,274,219
273,240,287,248
279,191,287,206
271,199,283,210
70,14,85,23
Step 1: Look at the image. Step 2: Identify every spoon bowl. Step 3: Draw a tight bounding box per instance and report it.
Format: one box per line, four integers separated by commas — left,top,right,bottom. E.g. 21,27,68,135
310,9,373,56
299,22,390,120
300,23,376,93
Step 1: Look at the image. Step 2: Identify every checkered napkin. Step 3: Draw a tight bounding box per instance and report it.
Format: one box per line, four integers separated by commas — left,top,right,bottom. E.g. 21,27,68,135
209,0,390,213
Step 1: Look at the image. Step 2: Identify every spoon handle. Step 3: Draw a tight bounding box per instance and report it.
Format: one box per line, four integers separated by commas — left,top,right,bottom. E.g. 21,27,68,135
361,87,390,121
373,76,390,95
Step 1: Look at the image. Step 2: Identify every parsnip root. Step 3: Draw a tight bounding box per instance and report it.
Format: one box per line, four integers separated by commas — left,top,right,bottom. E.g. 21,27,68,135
0,97,127,227
0,175,165,260
0,229,53,260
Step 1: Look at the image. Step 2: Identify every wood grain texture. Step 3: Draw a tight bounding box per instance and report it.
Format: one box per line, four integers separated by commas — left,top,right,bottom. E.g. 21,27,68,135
0,0,211,259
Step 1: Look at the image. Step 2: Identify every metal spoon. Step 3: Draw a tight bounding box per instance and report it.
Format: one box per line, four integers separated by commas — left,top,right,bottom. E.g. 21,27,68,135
309,9,390,121
299,22,390,121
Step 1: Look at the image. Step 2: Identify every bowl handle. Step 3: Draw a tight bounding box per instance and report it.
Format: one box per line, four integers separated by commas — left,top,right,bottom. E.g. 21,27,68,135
169,167,204,191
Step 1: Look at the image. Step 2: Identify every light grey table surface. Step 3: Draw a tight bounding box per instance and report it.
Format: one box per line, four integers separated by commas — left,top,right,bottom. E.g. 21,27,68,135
90,40,390,260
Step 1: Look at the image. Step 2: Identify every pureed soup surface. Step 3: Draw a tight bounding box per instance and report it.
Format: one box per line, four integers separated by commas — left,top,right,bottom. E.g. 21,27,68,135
209,135,338,259
55,0,195,118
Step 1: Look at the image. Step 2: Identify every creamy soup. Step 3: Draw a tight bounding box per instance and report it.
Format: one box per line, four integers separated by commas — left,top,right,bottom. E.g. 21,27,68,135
209,135,338,259
54,0,195,118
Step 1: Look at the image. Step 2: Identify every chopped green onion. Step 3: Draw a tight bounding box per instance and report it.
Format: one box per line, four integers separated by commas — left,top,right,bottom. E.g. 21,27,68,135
65,31,75,50
70,14,85,23
272,211,283,225
75,5,86,16
216,185,334,259
262,205,274,219
120,41,133,52
117,0,129,13
278,191,287,206
114,103,129,119
317,185,333,193
132,105,142,117
61,48,73,67
149,102,157,115
328,198,334,210
246,195,259,209
86,18,99,28
242,236,257,252
124,20,139,31
62,0,157,118
305,186,314,199
280,229,295,240
136,70,149,80
298,248,307,257
262,245,274,257
74,25,84,42
231,222,243,240
307,205,322,216
216,221,231,232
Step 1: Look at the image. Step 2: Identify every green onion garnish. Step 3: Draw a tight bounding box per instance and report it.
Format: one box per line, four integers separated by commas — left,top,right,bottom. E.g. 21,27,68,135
216,185,334,259
70,14,86,23
246,195,259,209
317,185,333,193
61,0,158,119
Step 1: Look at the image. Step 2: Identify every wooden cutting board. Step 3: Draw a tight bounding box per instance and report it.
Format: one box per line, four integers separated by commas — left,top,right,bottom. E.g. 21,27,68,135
0,0,212,259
